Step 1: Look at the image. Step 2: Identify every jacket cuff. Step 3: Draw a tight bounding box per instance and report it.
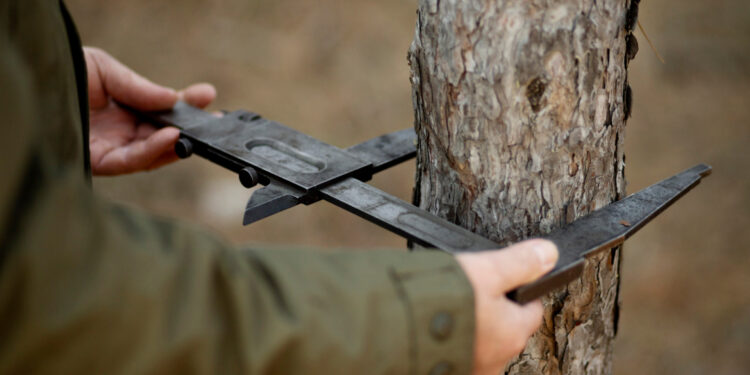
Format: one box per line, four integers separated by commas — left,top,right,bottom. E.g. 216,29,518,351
391,251,475,375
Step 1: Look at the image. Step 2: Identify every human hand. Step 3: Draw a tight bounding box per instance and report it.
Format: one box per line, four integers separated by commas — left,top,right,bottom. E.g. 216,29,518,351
85,47,216,176
456,239,558,375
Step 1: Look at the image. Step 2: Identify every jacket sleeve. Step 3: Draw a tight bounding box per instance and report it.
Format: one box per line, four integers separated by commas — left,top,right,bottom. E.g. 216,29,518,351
0,6,476,375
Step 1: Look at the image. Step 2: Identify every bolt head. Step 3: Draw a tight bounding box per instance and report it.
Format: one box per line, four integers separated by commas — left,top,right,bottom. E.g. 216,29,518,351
175,138,194,158
239,167,260,188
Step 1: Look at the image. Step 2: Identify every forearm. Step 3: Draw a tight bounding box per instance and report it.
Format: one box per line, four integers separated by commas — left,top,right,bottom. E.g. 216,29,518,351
0,171,475,374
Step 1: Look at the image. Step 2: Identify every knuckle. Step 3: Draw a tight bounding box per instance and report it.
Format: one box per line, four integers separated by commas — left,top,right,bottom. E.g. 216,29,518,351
526,316,543,337
520,300,543,319
510,335,527,354
528,301,544,320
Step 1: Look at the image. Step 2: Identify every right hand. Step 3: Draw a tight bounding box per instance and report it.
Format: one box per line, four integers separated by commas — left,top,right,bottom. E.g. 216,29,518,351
456,239,558,375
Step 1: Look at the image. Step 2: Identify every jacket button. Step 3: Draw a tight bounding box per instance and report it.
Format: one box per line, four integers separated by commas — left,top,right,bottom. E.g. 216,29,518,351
428,361,454,375
430,311,454,341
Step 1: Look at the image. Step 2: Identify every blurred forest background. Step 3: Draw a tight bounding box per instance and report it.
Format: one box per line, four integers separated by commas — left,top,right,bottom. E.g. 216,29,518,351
67,0,749,373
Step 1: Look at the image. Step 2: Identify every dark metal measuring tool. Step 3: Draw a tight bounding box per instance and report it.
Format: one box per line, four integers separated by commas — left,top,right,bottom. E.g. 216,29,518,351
134,101,712,303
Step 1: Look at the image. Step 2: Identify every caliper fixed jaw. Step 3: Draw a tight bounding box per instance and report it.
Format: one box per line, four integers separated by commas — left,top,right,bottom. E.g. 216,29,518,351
507,163,713,303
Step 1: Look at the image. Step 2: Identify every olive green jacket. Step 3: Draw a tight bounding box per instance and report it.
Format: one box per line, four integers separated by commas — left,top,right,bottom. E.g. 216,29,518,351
0,1,475,373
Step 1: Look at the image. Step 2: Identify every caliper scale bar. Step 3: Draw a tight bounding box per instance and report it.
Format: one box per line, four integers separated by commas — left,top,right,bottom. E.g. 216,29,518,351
137,102,711,304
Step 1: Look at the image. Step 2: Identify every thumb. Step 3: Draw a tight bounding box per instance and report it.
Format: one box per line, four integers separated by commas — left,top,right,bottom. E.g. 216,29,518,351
485,239,558,294
85,47,177,111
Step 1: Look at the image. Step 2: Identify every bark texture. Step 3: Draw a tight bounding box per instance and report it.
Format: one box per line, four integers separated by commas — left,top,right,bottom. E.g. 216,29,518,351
409,0,635,373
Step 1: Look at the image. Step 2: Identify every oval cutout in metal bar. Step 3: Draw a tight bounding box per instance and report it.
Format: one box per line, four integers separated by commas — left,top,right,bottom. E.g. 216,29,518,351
246,138,326,174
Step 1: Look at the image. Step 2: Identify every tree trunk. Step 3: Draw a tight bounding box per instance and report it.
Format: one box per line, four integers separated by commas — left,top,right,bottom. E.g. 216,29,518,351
409,0,635,373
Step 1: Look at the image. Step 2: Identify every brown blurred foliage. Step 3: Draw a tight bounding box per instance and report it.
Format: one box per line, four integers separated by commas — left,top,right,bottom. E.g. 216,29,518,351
67,0,750,373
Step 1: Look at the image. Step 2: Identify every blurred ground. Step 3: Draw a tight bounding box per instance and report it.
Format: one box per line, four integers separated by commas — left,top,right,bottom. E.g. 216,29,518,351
67,0,750,373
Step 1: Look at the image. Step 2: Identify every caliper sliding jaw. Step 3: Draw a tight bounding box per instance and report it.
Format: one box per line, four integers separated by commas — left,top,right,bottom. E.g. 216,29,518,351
136,101,712,303
144,101,498,251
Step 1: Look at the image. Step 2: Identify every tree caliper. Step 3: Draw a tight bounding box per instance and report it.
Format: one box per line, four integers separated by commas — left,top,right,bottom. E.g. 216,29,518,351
134,101,712,303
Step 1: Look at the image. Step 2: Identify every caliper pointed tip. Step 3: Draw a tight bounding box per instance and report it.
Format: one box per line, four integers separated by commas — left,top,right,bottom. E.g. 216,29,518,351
242,184,304,225
685,163,712,178
697,163,713,177
243,196,300,225
242,212,262,226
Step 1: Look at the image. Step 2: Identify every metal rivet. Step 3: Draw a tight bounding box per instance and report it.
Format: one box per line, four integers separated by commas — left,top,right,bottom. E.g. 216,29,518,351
175,138,193,159
430,311,454,341
239,167,261,188
428,361,454,375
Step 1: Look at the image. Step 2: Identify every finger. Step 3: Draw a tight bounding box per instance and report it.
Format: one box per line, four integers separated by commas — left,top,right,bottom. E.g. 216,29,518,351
473,298,543,374
146,150,180,171
178,83,217,109
95,127,180,175
512,300,544,339
135,122,158,140
486,239,558,293
85,47,177,111
494,300,543,359
137,127,181,164
136,122,180,169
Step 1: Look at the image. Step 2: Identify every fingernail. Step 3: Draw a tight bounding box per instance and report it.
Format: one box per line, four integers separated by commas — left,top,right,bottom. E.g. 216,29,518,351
533,241,558,270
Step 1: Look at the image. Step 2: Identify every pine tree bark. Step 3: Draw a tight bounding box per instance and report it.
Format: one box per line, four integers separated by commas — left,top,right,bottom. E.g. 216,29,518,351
409,0,636,373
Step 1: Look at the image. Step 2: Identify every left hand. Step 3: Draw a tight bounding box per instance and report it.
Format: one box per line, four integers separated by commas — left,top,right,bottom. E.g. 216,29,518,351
85,47,216,176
